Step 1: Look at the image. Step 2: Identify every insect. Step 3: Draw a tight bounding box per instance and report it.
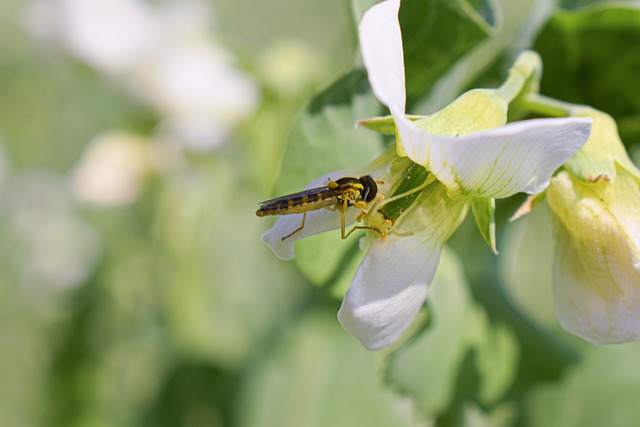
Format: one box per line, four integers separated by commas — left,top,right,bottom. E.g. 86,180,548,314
256,175,388,241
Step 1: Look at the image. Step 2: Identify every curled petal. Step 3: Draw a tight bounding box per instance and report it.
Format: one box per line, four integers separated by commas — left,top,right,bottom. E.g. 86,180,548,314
359,0,593,199
338,234,440,350
422,117,593,199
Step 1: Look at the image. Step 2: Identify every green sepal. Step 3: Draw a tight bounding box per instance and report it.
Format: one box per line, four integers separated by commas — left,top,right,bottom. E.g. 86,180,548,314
357,115,424,135
502,50,543,120
472,197,497,254
414,88,508,136
564,108,640,183
380,161,430,221
509,191,547,222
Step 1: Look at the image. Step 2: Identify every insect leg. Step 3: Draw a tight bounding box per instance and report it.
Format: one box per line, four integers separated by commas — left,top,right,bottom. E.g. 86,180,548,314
343,224,388,240
281,212,306,241
339,196,350,239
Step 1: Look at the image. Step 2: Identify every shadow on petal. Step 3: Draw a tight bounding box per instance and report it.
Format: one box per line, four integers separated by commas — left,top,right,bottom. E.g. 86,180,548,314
338,234,442,350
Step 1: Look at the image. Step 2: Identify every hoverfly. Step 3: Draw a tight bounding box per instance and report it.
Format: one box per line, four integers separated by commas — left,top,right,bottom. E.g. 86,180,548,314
256,175,390,241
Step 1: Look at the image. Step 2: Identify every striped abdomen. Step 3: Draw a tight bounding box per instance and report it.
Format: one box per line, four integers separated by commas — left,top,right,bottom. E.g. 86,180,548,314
256,190,338,217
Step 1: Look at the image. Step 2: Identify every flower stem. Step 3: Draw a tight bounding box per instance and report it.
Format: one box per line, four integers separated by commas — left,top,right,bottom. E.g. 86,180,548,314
497,50,542,103
521,93,590,118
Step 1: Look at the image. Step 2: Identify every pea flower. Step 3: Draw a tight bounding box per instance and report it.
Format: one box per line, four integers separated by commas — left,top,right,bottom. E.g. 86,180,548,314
546,109,640,344
262,0,592,350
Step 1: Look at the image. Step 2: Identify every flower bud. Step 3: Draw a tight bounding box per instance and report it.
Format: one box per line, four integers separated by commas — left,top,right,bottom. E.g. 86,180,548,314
548,164,640,343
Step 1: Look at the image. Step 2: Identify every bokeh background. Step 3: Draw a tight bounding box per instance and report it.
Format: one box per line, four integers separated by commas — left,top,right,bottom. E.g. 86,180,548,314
2,0,640,426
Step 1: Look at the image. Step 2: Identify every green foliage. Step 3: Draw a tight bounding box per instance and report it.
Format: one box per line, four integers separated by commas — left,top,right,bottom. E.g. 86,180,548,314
386,249,518,420
526,344,640,427
236,309,415,427
275,69,384,291
275,70,384,195
2,0,640,425
399,0,495,103
535,5,640,143
471,197,497,253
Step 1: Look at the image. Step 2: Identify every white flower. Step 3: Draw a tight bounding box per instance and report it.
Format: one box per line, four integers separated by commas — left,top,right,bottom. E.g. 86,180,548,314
71,132,153,207
548,170,640,344
262,0,593,350
546,110,640,344
132,36,259,149
60,0,161,75
361,0,592,199
25,0,259,150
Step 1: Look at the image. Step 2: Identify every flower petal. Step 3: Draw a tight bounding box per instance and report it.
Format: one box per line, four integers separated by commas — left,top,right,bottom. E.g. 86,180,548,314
359,0,409,150
548,171,640,343
262,207,361,260
338,182,469,349
338,233,441,350
419,117,593,199
359,1,592,198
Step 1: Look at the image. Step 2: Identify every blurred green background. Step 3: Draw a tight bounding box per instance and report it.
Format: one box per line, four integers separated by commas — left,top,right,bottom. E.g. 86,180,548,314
2,0,640,426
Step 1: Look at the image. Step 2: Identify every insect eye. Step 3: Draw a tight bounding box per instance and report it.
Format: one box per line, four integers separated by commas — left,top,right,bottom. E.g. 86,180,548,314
360,175,377,202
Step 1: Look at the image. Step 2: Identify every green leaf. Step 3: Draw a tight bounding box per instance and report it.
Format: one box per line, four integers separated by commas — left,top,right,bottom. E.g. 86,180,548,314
386,249,475,417
274,69,384,288
471,197,497,254
470,310,520,404
236,309,416,427
357,115,424,135
415,0,557,113
534,6,640,143
399,0,496,103
295,232,365,298
525,344,640,427
459,0,499,32
156,161,308,368
275,69,383,194
386,248,519,420
559,0,617,10
499,204,558,328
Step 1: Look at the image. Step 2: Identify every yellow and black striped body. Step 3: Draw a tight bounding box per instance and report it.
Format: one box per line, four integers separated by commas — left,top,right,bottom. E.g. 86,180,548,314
256,176,377,217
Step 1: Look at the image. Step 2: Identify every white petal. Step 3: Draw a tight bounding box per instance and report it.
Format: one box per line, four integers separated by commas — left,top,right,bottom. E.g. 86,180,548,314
359,0,407,126
549,172,640,343
359,1,593,198
553,223,640,344
338,234,441,350
261,169,362,260
262,207,361,260
409,117,593,198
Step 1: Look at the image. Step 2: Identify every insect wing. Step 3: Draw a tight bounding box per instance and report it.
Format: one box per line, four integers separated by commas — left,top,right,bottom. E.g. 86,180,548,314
257,184,352,216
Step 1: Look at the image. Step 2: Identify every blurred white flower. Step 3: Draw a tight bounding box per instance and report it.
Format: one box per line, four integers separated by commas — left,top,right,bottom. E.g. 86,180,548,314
4,173,100,293
132,36,259,149
24,0,259,150
258,39,326,95
25,0,160,74
71,132,155,207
